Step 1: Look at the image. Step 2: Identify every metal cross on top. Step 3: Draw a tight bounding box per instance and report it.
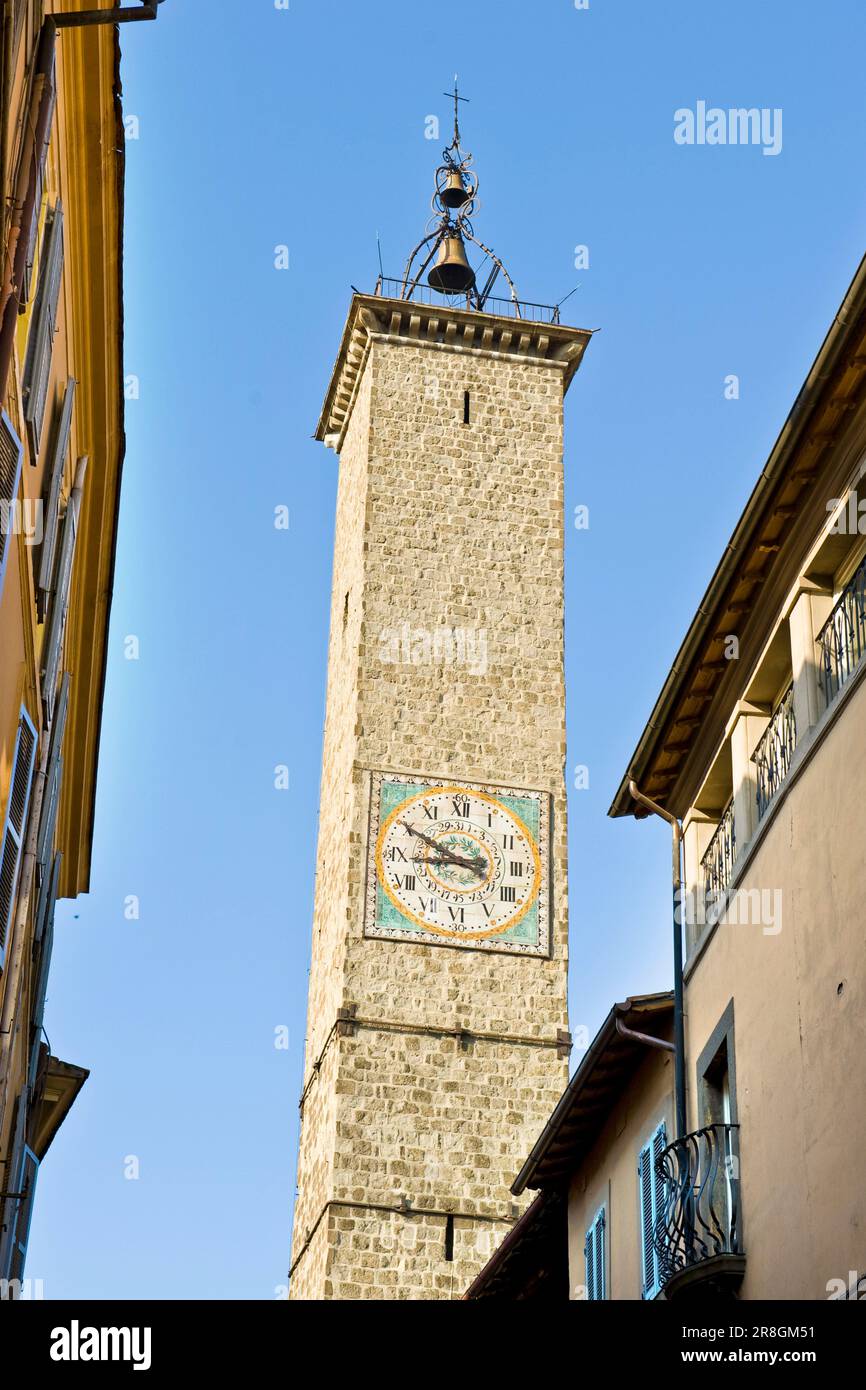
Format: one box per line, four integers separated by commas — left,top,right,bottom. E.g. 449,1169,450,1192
443,75,469,149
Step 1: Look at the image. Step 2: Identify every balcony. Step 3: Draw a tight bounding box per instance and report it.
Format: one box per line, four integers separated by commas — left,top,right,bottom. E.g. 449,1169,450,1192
817,555,866,706
753,683,796,821
654,1124,745,1300
701,799,736,901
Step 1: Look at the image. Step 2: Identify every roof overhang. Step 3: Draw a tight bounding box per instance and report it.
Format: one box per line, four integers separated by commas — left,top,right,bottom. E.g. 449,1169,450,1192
511,992,674,1195
30,1053,89,1161
609,250,866,819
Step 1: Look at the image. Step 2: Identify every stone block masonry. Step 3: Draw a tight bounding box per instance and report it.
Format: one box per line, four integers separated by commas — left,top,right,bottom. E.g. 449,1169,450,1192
290,296,591,1299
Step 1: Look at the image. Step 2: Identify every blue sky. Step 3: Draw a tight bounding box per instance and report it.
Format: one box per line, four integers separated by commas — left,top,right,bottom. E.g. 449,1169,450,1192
27,0,866,1298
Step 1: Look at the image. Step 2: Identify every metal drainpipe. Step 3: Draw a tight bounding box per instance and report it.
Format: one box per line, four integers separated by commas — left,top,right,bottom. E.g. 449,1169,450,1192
628,779,687,1140
51,1,165,26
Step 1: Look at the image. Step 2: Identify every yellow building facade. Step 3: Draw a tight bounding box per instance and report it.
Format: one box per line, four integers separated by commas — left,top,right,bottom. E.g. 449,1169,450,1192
0,1,161,1293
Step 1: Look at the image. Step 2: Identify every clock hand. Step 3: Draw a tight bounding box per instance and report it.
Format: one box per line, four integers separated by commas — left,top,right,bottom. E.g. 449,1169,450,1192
401,821,486,877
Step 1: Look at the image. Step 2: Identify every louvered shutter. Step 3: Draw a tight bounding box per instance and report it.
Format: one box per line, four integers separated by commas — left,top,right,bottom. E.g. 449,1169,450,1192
29,860,58,1084
35,672,68,875
22,201,63,460
7,1147,39,1286
0,411,24,599
0,707,37,968
37,378,74,614
41,457,85,719
0,1091,28,1281
639,1121,667,1299
20,76,56,309
584,1206,605,1301
593,1207,605,1300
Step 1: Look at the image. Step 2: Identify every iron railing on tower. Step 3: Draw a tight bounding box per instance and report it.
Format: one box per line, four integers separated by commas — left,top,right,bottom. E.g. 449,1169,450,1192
373,275,562,324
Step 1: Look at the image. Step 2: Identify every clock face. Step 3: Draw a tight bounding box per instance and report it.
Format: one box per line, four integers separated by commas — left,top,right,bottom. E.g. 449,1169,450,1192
365,772,550,955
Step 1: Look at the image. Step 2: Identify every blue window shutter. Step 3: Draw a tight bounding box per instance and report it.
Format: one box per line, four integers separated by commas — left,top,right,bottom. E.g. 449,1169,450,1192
7,1147,39,1286
0,1091,28,1281
0,707,38,968
37,378,75,612
639,1121,667,1299
584,1206,606,1301
35,671,69,877
0,411,24,600
29,860,58,1084
639,1142,654,1295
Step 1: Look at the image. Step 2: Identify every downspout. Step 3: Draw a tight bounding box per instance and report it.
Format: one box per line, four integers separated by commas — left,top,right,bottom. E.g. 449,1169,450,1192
628,780,687,1139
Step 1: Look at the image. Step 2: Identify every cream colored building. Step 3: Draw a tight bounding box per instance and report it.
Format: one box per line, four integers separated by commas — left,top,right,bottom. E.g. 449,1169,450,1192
470,249,866,1303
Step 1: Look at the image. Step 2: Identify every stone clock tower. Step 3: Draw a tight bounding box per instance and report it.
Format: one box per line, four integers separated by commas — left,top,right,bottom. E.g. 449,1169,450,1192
289,97,591,1300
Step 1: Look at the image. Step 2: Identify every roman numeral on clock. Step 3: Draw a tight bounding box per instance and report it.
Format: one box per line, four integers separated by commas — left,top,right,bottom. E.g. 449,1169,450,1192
500,885,516,902
452,798,470,817
421,803,438,819
510,862,523,877
448,906,465,924
394,874,416,890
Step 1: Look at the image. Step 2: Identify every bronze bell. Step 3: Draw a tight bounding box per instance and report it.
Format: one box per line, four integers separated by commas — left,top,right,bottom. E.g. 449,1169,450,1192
428,233,475,294
440,169,469,208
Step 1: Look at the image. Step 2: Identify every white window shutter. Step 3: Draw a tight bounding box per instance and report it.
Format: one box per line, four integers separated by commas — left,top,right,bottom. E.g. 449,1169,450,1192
41,456,86,719
0,707,37,968
0,411,24,599
37,377,75,611
22,200,64,460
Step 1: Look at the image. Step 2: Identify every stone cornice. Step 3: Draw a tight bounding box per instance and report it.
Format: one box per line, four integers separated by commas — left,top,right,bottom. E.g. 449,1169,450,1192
315,292,593,451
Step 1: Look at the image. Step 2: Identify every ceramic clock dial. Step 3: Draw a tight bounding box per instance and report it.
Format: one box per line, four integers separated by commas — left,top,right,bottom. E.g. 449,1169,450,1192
365,772,550,955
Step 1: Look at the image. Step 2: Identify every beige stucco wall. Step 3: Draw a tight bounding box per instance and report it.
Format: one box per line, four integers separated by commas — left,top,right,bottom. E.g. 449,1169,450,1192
684,668,866,1299
567,1047,674,1300
290,318,578,1298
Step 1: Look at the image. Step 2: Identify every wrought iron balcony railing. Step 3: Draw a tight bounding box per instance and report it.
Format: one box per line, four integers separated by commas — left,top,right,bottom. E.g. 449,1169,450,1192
654,1124,743,1294
753,684,796,821
817,555,866,707
701,799,736,901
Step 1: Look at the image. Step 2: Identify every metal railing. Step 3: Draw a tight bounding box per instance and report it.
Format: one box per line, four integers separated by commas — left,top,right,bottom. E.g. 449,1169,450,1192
753,684,796,821
372,275,562,324
654,1124,742,1288
817,555,866,707
701,799,736,901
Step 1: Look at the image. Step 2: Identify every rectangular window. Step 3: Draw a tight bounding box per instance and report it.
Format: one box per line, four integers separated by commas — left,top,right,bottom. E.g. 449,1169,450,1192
22,201,64,461
0,706,38,967
0,412,24,600
584,1205,605,1300
638,1121,667,1299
